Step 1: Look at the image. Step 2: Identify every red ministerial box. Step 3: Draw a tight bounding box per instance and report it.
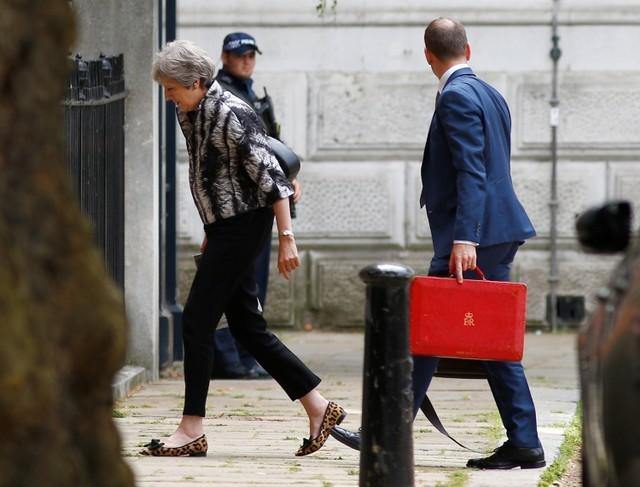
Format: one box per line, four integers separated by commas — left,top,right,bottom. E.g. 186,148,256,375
409,275,527,362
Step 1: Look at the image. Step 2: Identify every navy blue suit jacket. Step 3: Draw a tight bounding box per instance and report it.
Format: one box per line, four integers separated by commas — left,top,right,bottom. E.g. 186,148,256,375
420,68,535,258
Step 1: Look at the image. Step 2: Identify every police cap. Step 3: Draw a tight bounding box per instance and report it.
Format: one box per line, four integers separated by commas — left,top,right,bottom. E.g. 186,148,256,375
222,32,262,55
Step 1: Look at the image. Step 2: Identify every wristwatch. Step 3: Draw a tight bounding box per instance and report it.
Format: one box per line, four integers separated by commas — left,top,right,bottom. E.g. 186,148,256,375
279,229,295,239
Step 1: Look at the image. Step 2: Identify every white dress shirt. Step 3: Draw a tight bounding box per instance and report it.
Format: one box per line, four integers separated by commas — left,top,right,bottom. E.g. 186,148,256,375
438,63,469,94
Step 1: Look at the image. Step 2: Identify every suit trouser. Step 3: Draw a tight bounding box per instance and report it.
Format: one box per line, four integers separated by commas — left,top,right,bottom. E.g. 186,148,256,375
182,207,321,417
411,242,541,448
213,237,271,370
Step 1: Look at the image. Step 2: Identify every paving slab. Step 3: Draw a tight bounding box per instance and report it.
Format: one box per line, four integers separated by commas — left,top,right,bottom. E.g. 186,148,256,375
115,331,578,487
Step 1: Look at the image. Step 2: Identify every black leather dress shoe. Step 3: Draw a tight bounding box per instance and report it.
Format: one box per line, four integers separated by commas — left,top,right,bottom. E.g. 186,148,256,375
211,363,249,379
466,442,546,469
246,364,270,379
329,426,361,451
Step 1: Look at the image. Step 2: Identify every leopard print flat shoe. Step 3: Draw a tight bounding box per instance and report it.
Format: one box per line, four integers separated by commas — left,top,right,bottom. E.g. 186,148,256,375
140,434,208,457
296,401,346,456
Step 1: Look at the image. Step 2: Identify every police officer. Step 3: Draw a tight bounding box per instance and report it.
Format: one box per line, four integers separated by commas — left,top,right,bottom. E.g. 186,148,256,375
212,32,302,379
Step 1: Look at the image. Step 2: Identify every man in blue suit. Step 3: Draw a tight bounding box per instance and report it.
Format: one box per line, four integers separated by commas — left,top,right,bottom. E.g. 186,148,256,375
331,17,545,470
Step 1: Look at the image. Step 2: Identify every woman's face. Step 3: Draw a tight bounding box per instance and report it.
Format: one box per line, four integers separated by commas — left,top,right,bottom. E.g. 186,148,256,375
161,77,206,112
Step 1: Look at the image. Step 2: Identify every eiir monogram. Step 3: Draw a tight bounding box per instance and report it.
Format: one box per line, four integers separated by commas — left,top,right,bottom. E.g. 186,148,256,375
464,312,475,326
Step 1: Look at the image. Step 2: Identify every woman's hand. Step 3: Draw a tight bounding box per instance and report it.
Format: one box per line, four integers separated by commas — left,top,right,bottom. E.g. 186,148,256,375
272,197,299,279
278,235,300,280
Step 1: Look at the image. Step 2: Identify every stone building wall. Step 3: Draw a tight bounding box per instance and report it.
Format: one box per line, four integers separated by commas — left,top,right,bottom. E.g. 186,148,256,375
73,0,160,374
175,0,640,328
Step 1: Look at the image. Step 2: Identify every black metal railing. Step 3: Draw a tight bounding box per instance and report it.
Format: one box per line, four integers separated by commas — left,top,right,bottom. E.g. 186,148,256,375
63,54,126,289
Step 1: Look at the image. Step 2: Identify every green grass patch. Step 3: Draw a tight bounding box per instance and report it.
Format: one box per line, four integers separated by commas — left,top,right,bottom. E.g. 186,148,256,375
529,375,552,386
538,404,582,487
227,409,251,417
112,409,127,418
435,470,469,487
311,475,333,486
475,411,503,442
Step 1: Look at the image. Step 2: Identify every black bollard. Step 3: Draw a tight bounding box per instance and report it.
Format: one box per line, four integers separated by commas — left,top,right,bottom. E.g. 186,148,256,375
359,263,415,487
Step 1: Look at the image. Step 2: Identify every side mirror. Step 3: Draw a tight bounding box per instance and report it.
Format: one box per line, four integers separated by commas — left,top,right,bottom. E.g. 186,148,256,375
575,201,632,254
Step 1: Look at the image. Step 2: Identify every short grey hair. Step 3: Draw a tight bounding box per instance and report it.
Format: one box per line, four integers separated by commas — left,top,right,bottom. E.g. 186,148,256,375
152,40,215,87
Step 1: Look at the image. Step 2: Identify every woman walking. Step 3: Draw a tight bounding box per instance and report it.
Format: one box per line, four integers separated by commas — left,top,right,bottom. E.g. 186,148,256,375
142,40,345,458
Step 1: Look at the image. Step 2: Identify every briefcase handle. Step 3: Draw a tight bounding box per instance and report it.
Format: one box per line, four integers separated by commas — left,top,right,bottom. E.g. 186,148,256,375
448,266,487,280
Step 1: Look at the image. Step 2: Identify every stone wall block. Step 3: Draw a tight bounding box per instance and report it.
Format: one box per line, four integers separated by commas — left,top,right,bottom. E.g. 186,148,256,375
514,249,619,324
262,253,298,327
511,161,607,239
308,251,430,327
310,257,368,326
293,162,406,246
516,75,640,153
309,73,434,157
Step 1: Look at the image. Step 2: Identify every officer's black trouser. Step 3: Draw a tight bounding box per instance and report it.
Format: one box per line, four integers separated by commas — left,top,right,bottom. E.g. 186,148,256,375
182,207,321,417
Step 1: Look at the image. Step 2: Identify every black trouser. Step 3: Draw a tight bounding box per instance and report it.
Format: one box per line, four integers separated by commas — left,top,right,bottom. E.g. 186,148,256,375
182,207,321,417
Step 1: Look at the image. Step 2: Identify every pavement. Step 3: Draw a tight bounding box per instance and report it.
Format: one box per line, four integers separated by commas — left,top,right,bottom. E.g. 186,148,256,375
114,331,579,487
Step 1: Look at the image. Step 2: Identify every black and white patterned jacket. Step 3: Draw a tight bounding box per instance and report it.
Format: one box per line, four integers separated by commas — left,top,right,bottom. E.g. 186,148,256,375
177,81,293,225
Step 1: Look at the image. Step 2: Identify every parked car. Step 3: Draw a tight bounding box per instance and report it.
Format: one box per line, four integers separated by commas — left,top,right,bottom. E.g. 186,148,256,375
575,201,639,487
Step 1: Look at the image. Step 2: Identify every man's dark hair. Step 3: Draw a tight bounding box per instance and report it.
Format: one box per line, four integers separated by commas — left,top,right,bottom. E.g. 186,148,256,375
424,17,468,60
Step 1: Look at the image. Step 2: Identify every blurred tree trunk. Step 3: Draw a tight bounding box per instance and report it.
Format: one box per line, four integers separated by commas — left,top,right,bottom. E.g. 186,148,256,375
0,1,134,486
